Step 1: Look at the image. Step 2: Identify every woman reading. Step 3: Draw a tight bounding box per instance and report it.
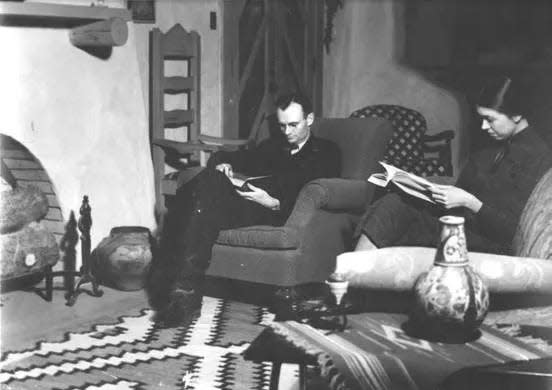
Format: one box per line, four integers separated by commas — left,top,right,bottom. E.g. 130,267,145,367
355,76,552,255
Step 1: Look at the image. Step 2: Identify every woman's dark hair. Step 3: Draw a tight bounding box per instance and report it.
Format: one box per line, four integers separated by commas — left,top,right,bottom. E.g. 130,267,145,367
476,76,523,117
275,92,313,116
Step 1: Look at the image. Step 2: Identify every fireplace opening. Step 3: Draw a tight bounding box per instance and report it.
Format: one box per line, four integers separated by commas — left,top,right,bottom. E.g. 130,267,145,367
1,134,64,290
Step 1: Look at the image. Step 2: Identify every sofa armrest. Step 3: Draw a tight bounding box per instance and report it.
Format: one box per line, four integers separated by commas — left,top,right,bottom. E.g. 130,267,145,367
335,247,552,295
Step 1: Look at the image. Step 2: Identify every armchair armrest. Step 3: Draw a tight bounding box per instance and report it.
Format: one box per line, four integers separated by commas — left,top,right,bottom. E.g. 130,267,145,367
152,138,220,154
286,178,372,228
421,130,455,177
423,129,455,144
216,178,372,250
335,247,552,295
198,134,252,148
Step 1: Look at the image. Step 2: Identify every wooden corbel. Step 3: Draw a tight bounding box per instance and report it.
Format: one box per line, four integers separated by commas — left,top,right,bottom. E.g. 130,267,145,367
69,17,128,47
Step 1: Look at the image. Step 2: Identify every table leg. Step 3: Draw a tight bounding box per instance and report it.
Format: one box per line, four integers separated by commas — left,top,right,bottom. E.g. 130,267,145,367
270,362,281,390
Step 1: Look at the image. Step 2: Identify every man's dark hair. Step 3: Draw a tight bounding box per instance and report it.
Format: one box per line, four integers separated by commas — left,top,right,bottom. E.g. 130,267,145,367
275,92,313,116
477,76,524,117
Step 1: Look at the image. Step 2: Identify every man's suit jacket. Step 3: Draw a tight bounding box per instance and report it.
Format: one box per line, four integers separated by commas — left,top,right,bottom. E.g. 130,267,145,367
207,133,341,220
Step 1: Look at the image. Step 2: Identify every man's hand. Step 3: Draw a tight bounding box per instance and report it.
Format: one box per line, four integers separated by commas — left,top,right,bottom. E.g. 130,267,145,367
237,184,280,210
215,163,233,178
429,184,482,213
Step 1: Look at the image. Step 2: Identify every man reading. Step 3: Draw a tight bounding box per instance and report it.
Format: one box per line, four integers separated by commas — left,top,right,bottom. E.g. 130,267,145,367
148,93,341,327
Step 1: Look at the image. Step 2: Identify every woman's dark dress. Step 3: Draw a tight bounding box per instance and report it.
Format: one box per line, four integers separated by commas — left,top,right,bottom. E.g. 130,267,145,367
355,126,552,254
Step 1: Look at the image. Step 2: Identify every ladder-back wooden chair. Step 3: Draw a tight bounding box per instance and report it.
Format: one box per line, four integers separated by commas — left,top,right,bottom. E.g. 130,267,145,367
150,24,254,214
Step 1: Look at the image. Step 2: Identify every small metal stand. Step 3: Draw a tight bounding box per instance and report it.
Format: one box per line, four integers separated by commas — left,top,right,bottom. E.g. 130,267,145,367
42,211,79,302
64,195,103,306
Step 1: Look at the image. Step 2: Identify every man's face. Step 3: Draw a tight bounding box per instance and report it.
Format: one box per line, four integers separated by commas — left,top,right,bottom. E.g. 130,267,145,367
477,106,519,141
277,102,314,146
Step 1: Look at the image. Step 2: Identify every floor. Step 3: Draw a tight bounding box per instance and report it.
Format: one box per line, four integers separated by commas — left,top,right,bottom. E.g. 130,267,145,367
0,280,322,390
1,282,149,353
0,275,270,352
3,278,552,355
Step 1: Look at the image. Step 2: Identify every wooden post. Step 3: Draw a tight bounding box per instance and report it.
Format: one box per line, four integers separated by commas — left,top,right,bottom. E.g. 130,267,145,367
69,17,128,47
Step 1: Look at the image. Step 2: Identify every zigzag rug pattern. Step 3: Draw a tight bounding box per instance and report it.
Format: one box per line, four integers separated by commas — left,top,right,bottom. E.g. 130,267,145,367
0,297,276,389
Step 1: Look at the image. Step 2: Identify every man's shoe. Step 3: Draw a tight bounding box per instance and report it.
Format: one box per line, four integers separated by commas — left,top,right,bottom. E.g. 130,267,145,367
154,287,202,328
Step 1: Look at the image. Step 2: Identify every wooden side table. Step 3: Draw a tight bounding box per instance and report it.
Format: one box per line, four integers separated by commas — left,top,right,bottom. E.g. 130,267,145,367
243,327,318,390
245,312,550,390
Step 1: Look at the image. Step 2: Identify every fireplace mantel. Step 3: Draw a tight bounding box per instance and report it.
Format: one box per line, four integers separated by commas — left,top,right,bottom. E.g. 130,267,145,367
0,2,131,25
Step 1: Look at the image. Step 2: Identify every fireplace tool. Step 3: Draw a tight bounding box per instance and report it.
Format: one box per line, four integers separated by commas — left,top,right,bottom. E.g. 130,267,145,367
45,195,103,305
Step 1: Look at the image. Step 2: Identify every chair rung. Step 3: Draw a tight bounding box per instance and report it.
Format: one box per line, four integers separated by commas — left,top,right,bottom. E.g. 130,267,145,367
164,54,193,61
164,76,194,93
164,109,194,128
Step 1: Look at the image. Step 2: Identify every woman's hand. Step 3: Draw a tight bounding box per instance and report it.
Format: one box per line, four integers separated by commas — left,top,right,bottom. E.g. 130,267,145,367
215,163,233,178
429,184,483,213
237,184,280,210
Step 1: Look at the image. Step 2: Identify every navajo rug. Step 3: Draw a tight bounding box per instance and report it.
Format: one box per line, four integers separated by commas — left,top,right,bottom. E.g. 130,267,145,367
0,297,294,390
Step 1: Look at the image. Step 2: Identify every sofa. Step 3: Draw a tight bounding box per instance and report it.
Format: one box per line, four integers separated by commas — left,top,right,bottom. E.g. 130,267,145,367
205,117,393,289
334,166,552,296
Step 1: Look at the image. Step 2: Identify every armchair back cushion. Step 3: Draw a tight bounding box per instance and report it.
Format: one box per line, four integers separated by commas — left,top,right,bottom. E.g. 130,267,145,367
513,167,552,259
311,117,392,180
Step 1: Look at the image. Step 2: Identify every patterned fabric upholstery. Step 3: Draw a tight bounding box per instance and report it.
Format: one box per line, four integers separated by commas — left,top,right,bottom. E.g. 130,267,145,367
513,167,552,259
350,104,453,176
413,157,449,176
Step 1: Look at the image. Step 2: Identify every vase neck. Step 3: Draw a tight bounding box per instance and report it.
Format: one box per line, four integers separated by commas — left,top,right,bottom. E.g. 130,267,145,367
435,221,469,266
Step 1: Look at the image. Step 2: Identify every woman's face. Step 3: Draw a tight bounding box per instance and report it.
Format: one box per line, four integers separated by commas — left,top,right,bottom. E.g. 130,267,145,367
476,106,519,141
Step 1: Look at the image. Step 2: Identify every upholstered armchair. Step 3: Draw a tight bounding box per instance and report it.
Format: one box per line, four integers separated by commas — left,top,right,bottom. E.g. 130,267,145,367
334,166,552,296
205,117,393,291
350,104,455,177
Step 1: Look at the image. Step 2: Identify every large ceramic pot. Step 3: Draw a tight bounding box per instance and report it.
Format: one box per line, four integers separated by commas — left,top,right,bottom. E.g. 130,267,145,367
91,226,152,291
410,216,490,341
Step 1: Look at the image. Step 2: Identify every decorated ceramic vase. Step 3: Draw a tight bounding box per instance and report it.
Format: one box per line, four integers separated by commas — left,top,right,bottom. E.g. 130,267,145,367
91,226,152,291
410,215,490,341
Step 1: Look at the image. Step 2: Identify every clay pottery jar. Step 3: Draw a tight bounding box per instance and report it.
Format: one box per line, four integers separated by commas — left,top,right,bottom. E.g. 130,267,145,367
410,216,490,342
91,226,152,291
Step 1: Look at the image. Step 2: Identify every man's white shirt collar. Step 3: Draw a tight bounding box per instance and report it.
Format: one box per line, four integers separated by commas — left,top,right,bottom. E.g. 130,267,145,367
291,135,310,155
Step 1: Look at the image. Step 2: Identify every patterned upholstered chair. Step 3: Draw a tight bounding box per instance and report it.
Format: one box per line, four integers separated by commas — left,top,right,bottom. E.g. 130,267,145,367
350,104,455,177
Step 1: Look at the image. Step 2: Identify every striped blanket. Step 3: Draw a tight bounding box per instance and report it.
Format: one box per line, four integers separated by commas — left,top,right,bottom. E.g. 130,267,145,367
269,312,550,390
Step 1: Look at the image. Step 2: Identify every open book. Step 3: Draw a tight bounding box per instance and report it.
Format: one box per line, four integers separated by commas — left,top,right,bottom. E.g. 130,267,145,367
229,173,273,192
368,161,435,203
